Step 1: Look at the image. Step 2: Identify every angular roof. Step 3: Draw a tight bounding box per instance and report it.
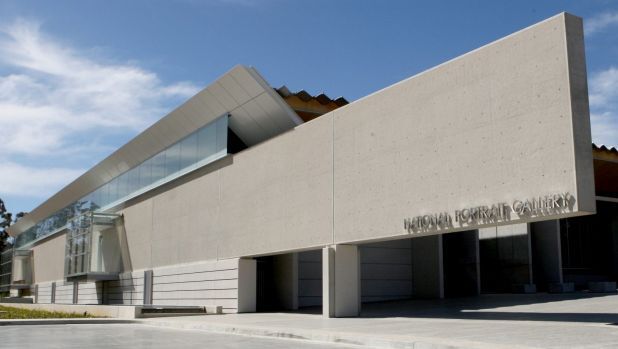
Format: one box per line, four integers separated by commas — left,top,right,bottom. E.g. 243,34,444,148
10,65,301,237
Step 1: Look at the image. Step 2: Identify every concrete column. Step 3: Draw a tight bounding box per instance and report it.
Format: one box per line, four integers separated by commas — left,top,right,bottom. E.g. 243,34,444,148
531,220,570,292
323,247,334,317
475,231,481,294
143,270,153,305
323,245,360,318
237,258,257,313
51,282,56,304
72,282,78,304
274,253,299,310
411,235,444,298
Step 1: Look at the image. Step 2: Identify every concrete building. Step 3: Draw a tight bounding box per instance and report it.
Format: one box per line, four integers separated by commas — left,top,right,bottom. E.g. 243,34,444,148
4,13,618,317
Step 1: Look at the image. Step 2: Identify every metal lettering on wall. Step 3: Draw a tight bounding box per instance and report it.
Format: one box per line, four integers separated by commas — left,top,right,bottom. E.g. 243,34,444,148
404,192,573,233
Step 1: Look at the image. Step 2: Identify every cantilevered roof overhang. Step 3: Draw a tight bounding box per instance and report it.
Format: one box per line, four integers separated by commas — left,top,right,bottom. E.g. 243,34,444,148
9,65,302,237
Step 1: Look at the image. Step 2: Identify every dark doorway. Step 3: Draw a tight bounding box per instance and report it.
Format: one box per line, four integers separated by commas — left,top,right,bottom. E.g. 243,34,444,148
560,200,618,289
443,230,479,297
255,256,277,311
256,253,301,312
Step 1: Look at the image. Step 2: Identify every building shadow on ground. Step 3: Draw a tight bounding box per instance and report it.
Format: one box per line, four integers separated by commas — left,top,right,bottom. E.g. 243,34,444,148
357,293,618,324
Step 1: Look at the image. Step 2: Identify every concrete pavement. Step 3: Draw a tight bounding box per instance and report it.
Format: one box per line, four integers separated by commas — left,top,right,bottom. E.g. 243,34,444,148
2,294,617,348
0,324,362,349
139,293,618,349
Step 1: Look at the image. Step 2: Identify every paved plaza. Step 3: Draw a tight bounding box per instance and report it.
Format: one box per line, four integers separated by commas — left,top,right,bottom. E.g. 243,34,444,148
0,323,359,349
141,293,618,349
2,293,618,348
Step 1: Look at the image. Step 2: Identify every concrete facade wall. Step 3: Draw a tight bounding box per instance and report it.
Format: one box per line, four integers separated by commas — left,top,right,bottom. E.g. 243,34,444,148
565,15,595,214
333,13,593,244
32,258,252,312
150,258,250,313
115,13,593,270
119,111,333,271
26,14,594,303
31,232,66,284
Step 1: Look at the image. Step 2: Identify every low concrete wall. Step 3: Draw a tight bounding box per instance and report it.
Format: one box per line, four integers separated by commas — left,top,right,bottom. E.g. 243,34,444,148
151,258,246,313
78,281,103,305
37,282,53,303
105,271,145,305
54,282,74,304
0,297,33,304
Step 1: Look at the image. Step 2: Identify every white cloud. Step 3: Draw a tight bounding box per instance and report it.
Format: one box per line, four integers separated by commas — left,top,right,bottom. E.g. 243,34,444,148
0,18,201,203
0,19,200,156
0,161,84,198
585,11,618,35
589,67,618,147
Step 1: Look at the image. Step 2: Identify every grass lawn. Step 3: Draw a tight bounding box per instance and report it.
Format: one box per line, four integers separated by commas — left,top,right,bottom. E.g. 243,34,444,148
0,305,99,319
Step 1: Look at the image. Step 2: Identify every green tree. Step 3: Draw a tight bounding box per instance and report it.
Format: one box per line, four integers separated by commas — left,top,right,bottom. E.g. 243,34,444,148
0,199,26,251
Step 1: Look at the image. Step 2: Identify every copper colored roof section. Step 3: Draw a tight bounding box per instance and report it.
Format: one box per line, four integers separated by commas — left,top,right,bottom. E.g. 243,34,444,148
593,143,618,198
593,143,618,155
593,143,618,163
276,86,349,106
276,86,349,122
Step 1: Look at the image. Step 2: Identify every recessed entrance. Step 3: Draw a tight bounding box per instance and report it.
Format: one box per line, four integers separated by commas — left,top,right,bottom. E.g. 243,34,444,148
443,230,480,297
255,251,323,313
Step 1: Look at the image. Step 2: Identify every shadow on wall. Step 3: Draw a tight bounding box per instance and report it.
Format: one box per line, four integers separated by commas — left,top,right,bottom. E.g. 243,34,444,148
102,217,138,305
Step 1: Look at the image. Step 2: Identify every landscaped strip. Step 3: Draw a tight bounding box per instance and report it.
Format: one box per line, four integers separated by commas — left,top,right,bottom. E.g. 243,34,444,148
0,305,99,319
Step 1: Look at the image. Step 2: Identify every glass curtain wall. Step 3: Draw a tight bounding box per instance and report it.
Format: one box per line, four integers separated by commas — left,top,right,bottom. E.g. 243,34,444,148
0,248,12,292
16,115,228,248
64,212,119,278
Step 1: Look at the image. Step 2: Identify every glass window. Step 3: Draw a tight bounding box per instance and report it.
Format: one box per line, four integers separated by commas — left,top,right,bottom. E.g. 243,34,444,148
91,188,103,210
106,177,119,206
138,158,153,189
197,122,217,161
150,152,166,184
15,115,228,248
164,142,181,178
179,132,198,170
216,116,228,153
116,172,129,201
127,167,139,195
99,182,110,208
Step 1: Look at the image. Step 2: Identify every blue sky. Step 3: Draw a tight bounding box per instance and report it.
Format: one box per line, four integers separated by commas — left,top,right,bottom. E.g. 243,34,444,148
0,0,617,214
